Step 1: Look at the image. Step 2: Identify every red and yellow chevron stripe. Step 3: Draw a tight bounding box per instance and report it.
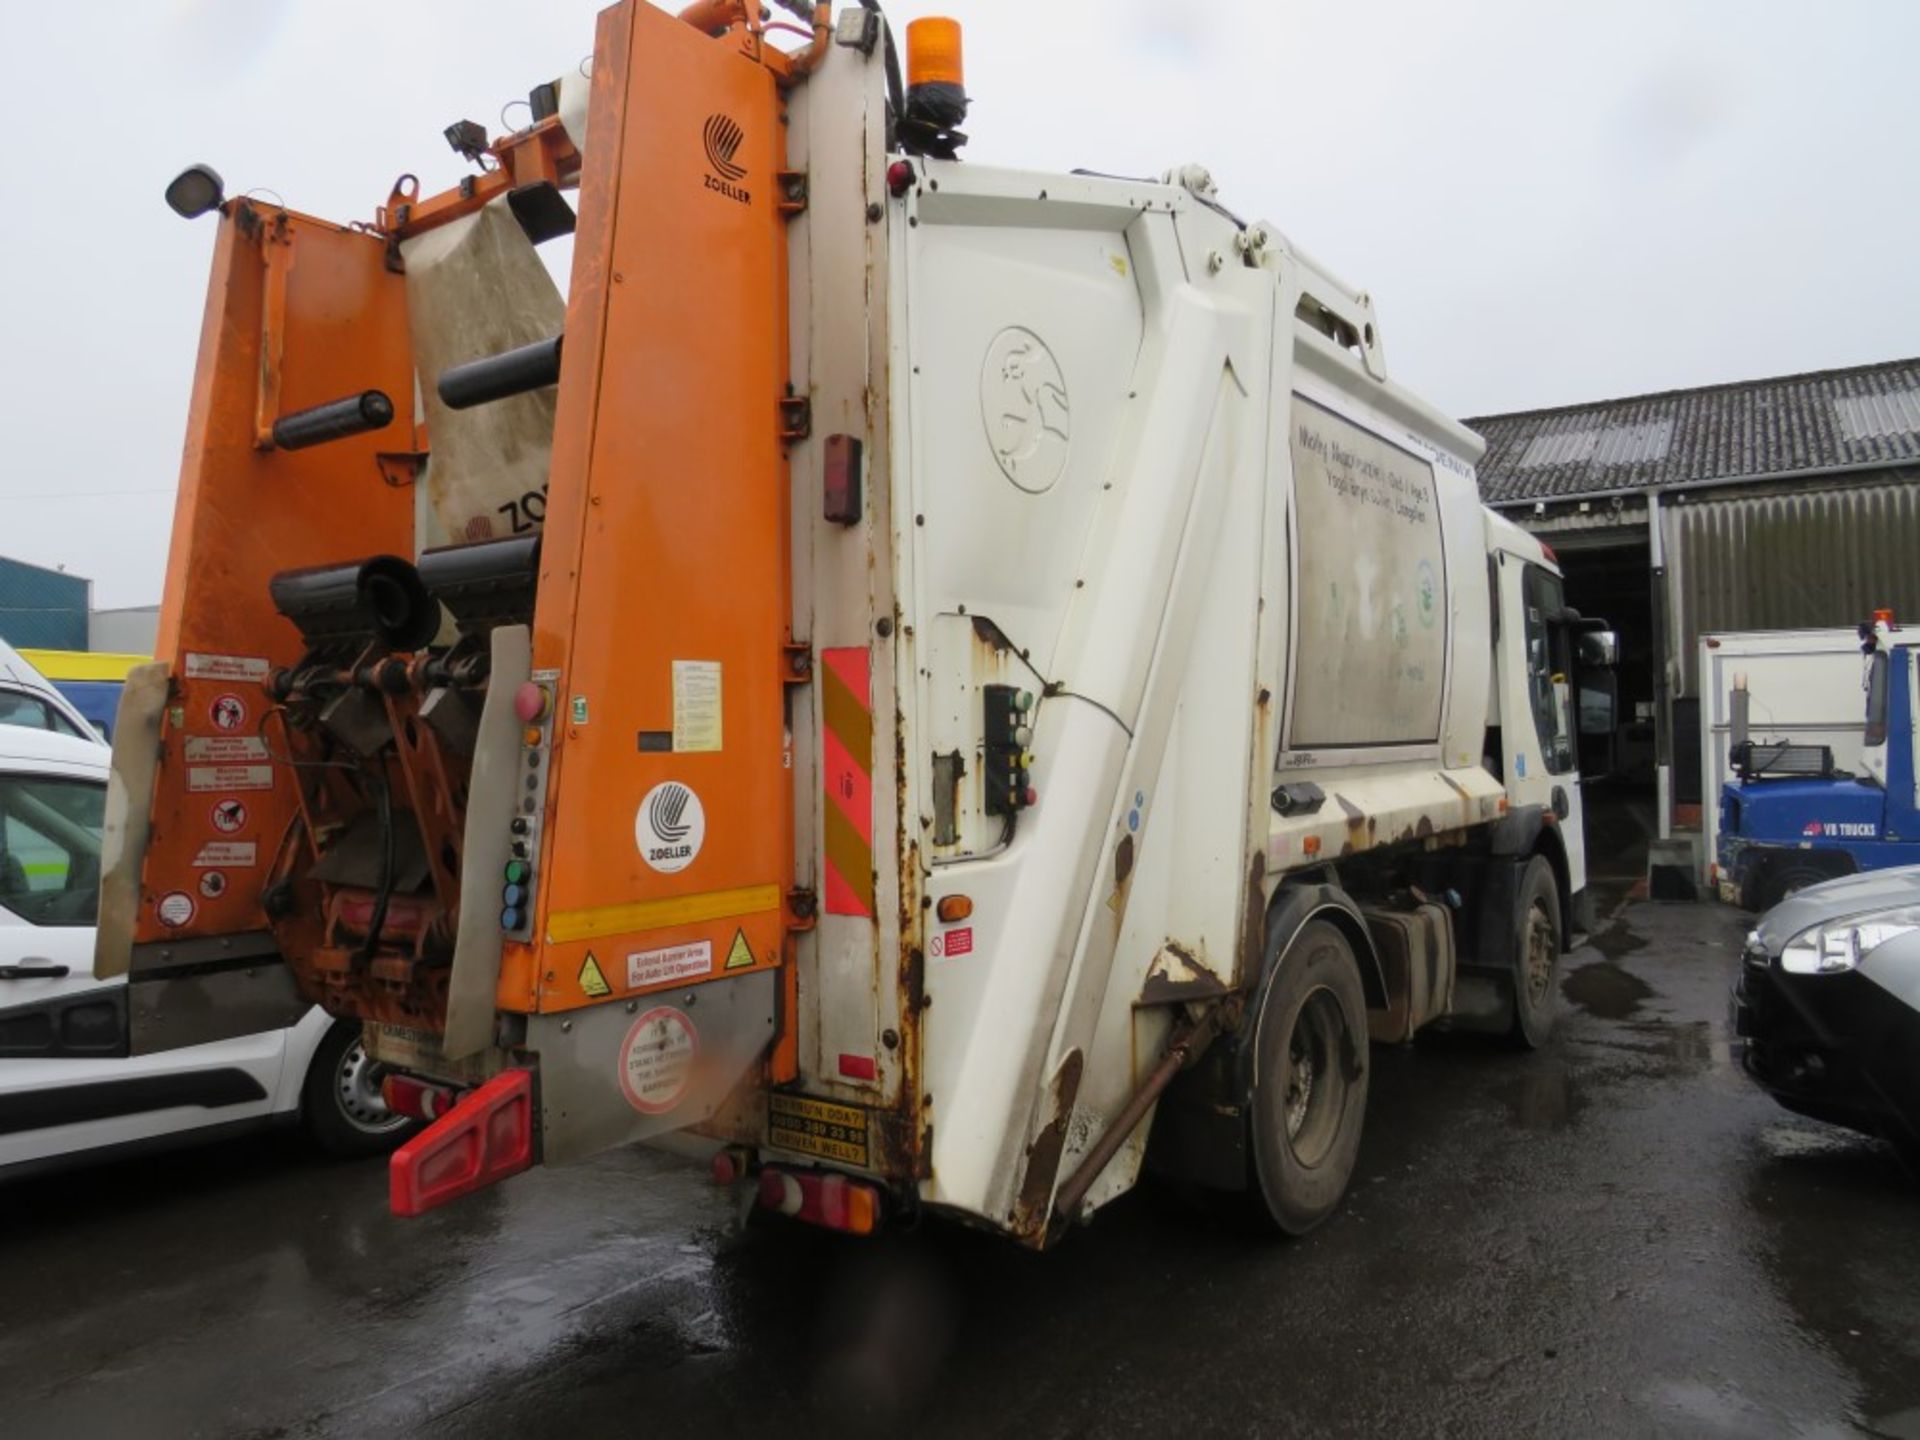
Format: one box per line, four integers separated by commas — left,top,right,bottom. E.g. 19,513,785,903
821,647,874,917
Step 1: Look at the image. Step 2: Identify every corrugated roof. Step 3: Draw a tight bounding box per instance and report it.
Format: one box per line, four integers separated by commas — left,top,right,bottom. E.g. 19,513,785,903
1466,357,1920,503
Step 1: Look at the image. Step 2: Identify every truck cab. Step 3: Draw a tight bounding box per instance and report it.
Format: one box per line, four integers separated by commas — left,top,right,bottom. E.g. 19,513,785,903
1719,612,1920,910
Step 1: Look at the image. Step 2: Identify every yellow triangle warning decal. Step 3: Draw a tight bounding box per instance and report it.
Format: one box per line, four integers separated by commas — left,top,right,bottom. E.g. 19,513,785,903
724,928,755,970
578,952,612,997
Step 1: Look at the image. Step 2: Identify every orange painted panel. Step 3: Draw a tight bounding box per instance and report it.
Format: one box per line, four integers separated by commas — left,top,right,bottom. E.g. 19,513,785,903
511,3,793,1015
135,210,416,947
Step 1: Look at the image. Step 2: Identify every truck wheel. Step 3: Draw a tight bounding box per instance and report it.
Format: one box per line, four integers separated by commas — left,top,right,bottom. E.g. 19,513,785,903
1757,861,1831,914
1509,856,1562,1050
304,1021,417,1158
1248,920,1369,1235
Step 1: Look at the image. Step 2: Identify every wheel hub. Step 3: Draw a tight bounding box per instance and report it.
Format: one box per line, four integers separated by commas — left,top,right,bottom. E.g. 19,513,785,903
336,1040,405,1134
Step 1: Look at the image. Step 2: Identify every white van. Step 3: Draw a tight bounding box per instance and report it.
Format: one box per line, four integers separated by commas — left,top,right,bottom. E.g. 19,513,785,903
0,727,415,1176
0,639,101,746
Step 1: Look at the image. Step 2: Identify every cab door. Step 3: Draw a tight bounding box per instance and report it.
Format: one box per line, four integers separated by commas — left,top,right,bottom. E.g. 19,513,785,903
1516,563,1589,891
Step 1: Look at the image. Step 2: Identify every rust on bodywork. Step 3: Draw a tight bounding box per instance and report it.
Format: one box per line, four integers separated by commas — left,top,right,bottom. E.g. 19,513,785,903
1139,939,1230,1006
1010,1047,1083,1240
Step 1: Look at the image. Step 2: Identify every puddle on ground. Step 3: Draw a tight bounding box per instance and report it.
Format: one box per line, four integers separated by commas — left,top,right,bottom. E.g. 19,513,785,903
1587,918,1649,963
1563,960,1656,1020
1503,1066,1584,1131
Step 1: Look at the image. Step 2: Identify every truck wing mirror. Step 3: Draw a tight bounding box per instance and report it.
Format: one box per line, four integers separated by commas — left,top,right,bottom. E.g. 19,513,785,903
1576,630,1619,668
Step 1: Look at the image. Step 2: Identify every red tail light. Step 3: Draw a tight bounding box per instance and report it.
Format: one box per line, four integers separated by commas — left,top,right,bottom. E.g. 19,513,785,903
757,1166,883,1236
380,1072,458,1122
389,1068,535,1218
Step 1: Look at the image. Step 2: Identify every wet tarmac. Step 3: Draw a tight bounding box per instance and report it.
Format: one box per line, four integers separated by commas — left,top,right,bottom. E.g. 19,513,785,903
4,893,1917,1439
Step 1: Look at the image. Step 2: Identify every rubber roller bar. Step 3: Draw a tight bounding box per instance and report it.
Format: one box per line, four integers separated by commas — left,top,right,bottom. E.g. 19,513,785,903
271,390,395,451
269,554,442,653
437,335,563,411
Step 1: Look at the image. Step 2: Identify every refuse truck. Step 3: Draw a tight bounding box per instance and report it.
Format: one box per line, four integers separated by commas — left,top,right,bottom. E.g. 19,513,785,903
1718,612,1920,911
92,0,1617,1248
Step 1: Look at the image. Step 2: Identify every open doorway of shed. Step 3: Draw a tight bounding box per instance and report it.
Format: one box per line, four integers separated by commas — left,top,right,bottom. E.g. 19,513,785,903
1549,531,1657,882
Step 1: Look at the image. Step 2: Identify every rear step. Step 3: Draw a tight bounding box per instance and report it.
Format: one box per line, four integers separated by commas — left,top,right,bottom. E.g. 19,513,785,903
388,1068,535,1217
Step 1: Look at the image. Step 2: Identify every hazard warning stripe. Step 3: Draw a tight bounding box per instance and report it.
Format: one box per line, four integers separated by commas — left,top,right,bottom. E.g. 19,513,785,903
820,647,874,917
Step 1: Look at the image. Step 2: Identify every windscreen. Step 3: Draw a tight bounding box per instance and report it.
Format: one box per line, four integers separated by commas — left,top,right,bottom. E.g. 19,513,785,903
1287,399,1448,748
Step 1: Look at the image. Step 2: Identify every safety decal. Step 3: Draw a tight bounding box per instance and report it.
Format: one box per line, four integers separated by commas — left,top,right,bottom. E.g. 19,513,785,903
671,660,723,754
635,781,706,873
210,799,249,833
768,1093,870,1167
189,765,273,793
183,653,269,683
209,694,248,732
193,841,256,868
929,926,973,959
618,1006,699,1116
184,736,268,764
198,871,227,900
627,940,712,990
571,695,589,726
724,928,755,970
578,953,612,998
821,647,874,917
156,891,196,928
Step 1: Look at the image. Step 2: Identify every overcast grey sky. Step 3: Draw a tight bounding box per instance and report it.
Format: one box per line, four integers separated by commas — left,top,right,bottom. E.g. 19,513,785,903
3,0,1915,606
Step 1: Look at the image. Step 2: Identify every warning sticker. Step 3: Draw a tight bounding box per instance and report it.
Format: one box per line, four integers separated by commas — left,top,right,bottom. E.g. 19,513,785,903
184,653,269,683
198,871,227,900
618,1006,699,1115
724,928,755,970
189,765,273,793
578,953,612,998
156,891,196,928
193,841,257,868
210,798,249,833
627,940,712,990
185,736,268,764
768,1093,870,1167
634,781,706,874
209,694,248,732
930,926,974,959
671,660,723,753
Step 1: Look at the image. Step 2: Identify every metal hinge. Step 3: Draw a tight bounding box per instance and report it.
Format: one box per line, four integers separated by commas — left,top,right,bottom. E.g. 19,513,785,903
778,394,812,443
776,170,809,217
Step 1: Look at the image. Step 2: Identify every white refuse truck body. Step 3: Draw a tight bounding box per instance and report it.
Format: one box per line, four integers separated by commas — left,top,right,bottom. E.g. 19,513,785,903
103,3,1608,1249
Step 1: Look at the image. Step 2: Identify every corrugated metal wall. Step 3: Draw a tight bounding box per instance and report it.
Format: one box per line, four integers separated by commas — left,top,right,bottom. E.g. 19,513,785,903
0,557,88,649
1666,475,1920,695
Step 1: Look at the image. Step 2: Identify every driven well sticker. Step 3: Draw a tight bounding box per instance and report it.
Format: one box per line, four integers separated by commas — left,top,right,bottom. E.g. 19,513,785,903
635,781,705,874
618,1006,699,1115
156,891,196,928
768,1093,870,1167
627,941,712,990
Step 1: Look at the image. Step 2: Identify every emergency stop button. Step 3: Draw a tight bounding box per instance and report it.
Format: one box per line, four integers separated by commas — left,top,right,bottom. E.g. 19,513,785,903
514,682,549,724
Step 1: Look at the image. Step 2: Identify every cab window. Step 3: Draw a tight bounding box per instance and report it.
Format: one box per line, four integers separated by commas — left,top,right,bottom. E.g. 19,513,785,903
1523,565,1575,775
0,773,106,927
0,687,87,741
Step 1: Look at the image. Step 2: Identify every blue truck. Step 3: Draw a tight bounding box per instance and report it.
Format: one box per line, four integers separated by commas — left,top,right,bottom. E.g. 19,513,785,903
1717,614,1920,911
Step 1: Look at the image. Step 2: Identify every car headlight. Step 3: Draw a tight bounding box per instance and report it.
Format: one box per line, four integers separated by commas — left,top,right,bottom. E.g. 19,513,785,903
1780,905,1920,974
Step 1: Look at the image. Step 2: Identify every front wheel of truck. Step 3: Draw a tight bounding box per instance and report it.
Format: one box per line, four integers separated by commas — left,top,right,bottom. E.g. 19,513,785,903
1248,920,1370,1235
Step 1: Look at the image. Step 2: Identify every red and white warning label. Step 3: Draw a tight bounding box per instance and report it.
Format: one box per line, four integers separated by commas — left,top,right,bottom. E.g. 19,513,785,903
184,736,268,764
189,764,273,793
184,653,269,683
209,694,248,732
930,926,974,958
210,799,249,833
626,941,712,990
193,841,257,869
618,1006,699,1115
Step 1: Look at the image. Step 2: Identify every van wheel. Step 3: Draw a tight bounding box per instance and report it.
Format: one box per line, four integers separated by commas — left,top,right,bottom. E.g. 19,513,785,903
304,1022,417,1158
1509,856,1562,1050
1757,861,1831,914
1248,920,1370,1235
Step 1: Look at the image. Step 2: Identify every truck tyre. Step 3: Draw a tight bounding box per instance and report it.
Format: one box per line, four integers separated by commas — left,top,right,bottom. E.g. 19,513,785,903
1508,856,1562,1050
1755,860,1831,914
304,1021,417,1158
1248,920,1370,1235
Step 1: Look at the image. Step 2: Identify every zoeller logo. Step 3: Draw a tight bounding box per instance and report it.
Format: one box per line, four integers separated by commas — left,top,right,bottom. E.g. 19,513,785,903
636,781,706,874
702,113,751,205
650,784,694,843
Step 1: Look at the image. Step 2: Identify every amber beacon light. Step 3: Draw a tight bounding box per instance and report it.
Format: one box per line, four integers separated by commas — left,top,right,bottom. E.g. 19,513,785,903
901,17,968,157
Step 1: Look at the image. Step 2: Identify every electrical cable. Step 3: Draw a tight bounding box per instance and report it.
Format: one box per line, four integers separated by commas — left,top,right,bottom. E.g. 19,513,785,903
858,0,905,130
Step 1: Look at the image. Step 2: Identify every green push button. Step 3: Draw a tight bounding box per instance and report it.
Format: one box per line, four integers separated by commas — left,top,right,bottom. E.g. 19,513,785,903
504,859,531,885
